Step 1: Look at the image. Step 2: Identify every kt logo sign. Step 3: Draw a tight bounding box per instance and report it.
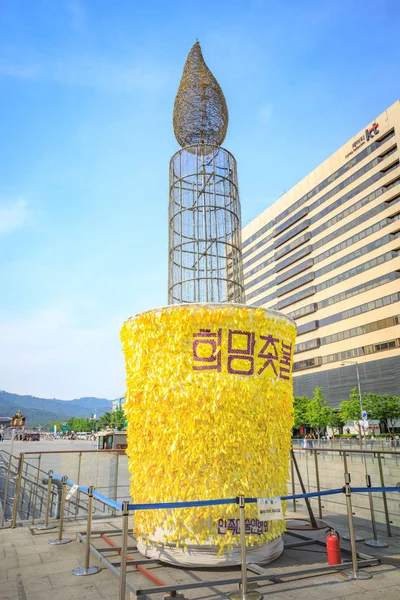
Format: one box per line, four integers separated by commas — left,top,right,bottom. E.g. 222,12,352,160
365,122,379,142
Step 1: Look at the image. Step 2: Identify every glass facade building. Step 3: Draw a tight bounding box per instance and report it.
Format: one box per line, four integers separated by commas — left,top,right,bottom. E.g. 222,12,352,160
242,101,400,406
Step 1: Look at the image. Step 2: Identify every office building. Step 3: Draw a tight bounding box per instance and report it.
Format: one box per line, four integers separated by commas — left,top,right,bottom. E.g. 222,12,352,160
242,101,400,406
112,397,126,412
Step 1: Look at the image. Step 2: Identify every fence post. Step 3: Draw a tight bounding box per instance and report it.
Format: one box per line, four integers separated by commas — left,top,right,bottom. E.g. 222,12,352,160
313,450,323,519
75,452,82,519
1,445,15,527
11,452,25,528
31,454,42,525
73,486,101,575
119,501,130,600
114,452,119,505
290,449,319,528
364,475,388,548
341,453,364,543
36,471,57,530
25,461,33,519
377,452,392,537
290,457,296,513
48,476,72,545
229,496,262,600
342,473,371,580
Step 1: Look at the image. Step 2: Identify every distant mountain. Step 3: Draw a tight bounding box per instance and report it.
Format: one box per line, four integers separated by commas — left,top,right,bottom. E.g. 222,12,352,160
0,390,113,427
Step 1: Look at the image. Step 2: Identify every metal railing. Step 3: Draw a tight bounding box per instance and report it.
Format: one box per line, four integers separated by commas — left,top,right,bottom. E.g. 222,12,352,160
289,447,400,534
42,471,400,599
3,445,400,534
292,438,400,451
2,445,400,598
0,449,130,528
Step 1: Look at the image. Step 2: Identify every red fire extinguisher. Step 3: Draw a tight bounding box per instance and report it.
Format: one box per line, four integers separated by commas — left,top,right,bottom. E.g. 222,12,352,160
326,528,341,565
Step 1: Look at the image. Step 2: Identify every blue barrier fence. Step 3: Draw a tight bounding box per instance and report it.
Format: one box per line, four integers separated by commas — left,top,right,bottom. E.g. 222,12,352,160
50,475,400,513
92,490,122,511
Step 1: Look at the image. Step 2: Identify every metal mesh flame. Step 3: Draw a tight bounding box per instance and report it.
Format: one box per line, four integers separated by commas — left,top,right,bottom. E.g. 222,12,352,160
173,41,228,148
169,43,244,305
168,144,245,304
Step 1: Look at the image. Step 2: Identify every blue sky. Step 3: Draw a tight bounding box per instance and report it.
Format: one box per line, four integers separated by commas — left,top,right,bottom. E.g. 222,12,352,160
0,0,399,399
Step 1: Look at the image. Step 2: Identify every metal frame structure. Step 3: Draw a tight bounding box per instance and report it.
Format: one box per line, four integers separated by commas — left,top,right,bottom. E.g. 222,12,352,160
80,527,378,599
169,41,245,305
168,143,245,303
0,449,128,528
42,473,385,600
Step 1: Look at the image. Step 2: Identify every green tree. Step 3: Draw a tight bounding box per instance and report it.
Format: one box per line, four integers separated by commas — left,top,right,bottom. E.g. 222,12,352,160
338,387,367,447
66,416,76,432
109,408,126,431
338,388,363,435
327,411,345,436
49,420,64,433
98,411,113,430
98,409,126,431
293,395,310,429
305,387,332,439
363,394,400,435
65,416,93,432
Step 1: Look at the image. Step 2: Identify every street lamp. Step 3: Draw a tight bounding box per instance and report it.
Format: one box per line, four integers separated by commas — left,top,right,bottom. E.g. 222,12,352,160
340,360,365,447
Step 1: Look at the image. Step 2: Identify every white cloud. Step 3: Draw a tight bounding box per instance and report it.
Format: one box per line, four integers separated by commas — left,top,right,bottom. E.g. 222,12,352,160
0,198,30,234
258,102,273,125
0,302,125,399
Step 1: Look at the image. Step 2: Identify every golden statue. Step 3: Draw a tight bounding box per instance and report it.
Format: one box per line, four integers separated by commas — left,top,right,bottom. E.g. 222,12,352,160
12,409,26,428
173,41,228,148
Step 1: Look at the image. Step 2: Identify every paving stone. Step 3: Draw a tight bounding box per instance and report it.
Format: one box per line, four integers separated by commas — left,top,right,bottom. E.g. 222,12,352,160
341,566,400,590
0,581,18,600
0,576,53,599
94,579,121,598
243,591,292,600
6,557,82,581
48,567,115,589
14,543,49,556
258,576,361,600
0,557,18,569
39,548,84,564
0,570,8,584
18,553,43,566
334,587,400,600
25,581,102,600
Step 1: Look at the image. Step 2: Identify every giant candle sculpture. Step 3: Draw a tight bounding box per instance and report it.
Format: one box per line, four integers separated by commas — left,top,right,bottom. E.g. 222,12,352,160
121,42,296,567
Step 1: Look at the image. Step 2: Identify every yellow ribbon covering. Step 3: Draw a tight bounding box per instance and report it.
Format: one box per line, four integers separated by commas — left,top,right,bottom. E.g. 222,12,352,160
120,304,296,552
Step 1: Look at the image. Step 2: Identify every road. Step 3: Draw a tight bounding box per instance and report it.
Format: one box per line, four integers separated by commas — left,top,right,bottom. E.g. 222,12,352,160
0,438,97,456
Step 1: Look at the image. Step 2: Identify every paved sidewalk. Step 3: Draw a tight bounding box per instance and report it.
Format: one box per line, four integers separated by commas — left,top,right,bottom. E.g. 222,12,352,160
0,510,399,600
0,520,121,600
